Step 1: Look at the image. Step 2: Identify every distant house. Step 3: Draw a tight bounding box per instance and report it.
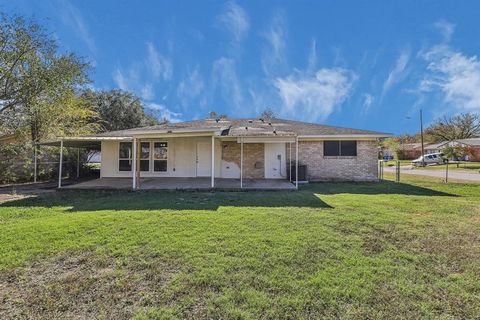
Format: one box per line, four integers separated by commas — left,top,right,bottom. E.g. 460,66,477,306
39,118,390,190
398,143,426,160
426,138,480,161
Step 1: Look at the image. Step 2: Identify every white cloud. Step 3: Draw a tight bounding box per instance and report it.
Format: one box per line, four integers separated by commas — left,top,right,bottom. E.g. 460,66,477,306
113,67,139,91
144,102,183,123
362,93,375,113
261,11,287,75
382,50,410,98
140,84,154,100
434,20,455,42
147,42,173,81
57,0,96,56
308,38,317,71
420,44,480,112
177,68,204,107
212,57,242,109
273,68,357,121
218,1,249,42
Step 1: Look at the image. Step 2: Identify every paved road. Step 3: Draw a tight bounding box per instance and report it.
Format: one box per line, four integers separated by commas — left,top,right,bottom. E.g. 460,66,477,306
384,166,480,182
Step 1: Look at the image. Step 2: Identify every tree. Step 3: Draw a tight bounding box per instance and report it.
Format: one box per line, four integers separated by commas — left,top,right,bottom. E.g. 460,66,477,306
82,89,162,131
260,108,275,120
425,113,480,142
0,12,94,143
207,111,227,120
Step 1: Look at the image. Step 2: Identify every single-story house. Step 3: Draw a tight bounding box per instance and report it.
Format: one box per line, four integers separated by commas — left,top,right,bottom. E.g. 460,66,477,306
425,138,480,161
39,118,390,190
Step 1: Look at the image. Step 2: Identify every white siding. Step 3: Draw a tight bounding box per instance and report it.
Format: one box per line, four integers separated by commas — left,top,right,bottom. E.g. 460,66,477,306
100,137,223,178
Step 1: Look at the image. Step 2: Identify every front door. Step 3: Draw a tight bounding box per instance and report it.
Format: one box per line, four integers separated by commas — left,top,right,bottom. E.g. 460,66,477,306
196,141,211,177
264,143,286,179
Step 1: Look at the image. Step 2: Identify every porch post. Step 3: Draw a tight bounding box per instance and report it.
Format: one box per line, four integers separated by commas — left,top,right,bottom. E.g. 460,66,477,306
76,148,80,179
132,137,137,190
211,135,215,188
58,139,63,188
295,136,298,189
289,142,292,182
33,144,38,183
240,137,243,189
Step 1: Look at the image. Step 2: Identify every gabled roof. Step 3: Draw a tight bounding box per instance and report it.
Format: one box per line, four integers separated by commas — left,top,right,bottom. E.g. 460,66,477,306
91,118,391,138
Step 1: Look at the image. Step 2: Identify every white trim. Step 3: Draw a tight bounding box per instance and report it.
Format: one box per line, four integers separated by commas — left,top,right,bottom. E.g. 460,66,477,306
298,134,388,140
132,137,137,189
240,138,243,189
236,136,296,143
295,137,298,190
211,135,215,188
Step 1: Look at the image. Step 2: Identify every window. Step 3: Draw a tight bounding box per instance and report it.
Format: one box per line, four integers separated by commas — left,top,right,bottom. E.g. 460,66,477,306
140,142,150,171
323,141,357,156
153,142,168,172
119,142,132,171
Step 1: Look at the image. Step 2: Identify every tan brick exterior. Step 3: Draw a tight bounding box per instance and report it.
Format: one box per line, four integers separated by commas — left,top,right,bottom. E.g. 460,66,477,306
286,140,379,181
221,141,264,179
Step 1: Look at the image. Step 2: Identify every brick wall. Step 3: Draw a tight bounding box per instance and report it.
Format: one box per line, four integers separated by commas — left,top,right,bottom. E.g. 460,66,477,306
285,140,379,181
221,141,264,179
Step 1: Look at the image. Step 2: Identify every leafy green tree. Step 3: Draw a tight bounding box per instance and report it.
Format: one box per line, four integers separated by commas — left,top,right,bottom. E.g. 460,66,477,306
82,89,162,131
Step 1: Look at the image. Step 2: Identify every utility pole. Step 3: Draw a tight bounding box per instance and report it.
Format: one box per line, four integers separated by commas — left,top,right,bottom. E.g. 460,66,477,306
420,109,425,167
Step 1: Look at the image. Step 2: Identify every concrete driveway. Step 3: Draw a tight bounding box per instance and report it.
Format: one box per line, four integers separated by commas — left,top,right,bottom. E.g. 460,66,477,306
384,166,480,182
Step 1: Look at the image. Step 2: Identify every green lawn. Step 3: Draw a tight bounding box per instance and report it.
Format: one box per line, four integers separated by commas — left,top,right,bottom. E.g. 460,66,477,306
1,174,479,319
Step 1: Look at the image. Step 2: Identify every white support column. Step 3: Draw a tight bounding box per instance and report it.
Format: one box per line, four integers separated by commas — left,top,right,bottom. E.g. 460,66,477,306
240,138,244,189
58,140,63,188
34,144,38,183
295,136,299,190
132,137,137,190
76,148,80,179
289,142,292,182
211,135,215,188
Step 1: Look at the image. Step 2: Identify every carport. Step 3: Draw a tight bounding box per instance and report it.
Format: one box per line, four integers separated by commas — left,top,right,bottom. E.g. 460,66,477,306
37,137,128,188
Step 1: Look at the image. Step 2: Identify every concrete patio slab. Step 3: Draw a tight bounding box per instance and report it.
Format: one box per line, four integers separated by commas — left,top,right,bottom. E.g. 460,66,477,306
63,177,296,190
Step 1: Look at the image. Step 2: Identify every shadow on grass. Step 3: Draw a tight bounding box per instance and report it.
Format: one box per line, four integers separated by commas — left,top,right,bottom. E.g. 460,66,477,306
0,189,332,211
0,180,456,212
307,180,456,197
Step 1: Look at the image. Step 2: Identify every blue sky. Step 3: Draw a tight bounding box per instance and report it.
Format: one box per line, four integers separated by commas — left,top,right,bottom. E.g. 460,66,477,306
3,0,480,134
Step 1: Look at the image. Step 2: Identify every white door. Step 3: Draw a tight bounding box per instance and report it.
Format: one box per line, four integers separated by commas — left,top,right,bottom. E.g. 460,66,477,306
196,141,211,177
264,143,286,179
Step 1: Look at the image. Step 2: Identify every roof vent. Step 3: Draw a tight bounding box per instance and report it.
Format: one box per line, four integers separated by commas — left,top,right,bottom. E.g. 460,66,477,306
273,130,277,135
245,126,248,130
248,119,253,123
215,118,220,123
268,122,272,126
259,118,264,123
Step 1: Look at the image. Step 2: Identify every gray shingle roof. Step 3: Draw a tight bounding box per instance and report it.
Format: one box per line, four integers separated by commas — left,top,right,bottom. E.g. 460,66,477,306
92,118,390,138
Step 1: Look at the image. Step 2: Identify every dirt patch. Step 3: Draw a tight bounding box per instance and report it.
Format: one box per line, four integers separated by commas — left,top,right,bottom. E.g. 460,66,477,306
0,251,182,319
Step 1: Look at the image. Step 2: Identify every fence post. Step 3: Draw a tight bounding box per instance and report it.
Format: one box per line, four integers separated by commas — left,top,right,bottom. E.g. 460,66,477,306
445,160,449,184
396,160,400,182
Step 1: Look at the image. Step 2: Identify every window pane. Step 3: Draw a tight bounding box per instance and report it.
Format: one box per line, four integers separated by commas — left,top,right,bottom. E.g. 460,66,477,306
140,159,149,171
154,142,168,160
141,142,150,159
324,141,340,156
340,141,357,156
154,160,167,172
119,142,132,159
119,160,132,171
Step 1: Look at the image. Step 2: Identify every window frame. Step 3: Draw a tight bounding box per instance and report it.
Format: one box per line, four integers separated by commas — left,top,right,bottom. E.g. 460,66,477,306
323,140,358,157
153,141,168,172
118,142,133,171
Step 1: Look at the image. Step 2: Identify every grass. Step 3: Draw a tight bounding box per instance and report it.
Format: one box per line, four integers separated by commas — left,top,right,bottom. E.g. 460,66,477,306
0,174,479,319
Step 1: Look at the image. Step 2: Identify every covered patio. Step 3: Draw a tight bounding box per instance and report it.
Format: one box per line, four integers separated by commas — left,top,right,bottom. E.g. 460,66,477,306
63,177,296,190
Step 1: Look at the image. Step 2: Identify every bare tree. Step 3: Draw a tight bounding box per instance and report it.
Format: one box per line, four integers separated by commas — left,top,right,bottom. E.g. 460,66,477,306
425,113,480,142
